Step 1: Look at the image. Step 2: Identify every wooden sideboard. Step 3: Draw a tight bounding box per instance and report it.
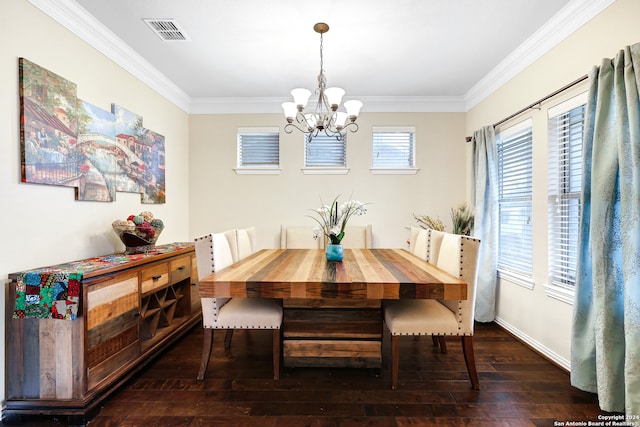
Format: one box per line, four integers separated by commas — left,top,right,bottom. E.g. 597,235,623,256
4,243,202,425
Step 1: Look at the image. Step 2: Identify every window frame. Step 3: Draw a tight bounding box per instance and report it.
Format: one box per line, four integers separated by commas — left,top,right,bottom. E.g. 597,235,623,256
545,92,587,304
234,127,281,175
302,133,349,175
496,118,535,289
370,126,419,175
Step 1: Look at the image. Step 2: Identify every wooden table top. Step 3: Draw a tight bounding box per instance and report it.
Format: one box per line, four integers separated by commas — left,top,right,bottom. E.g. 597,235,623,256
198,248,467,300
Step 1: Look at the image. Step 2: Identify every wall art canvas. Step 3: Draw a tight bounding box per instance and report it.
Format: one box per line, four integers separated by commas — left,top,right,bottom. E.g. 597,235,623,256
76,100,116,201
137,129,166,203
19,58,166,203
112,105,166,203
19,58,79,188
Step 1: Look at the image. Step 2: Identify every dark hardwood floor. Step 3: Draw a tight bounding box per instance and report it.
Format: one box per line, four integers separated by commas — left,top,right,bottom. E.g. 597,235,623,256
6,322,611,427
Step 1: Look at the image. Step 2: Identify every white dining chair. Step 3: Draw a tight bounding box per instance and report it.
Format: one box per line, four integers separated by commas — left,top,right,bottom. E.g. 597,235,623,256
384,232,481,390
408,226,429,259
406,227,447,347
340,224,372,248
280,225,324,249
194,230,282,380
426,228,446,264
424,228,447,349
236,226,256,261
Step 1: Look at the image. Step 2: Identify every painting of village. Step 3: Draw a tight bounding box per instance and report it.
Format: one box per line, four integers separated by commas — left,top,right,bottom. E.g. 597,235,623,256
19,58,166,203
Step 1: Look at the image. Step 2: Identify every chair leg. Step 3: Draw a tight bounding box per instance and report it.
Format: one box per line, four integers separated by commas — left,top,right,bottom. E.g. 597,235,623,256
462,335,480,390
224,329,234,350
272,328,281,380
438,335,448,354
391,334,399,390
197,328,214,380
431,334,438,347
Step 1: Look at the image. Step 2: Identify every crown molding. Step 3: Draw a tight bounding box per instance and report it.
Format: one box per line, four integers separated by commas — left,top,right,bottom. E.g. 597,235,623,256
28,0,191,112
188,95,467,114
464,0,615,110
30,0,613,115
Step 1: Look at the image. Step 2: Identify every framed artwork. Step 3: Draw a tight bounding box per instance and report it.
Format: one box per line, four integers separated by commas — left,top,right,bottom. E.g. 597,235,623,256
19,58,166,203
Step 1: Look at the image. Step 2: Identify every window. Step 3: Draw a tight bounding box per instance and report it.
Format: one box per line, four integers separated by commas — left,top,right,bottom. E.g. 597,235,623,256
235,127,280,174
547,93,587,303
371,127,419,174
497,119,534,287
303,133,347,173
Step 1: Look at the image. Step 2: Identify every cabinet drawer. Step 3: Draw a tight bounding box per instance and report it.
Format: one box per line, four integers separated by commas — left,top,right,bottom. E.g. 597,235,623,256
141,262,169,294
170,255,191,284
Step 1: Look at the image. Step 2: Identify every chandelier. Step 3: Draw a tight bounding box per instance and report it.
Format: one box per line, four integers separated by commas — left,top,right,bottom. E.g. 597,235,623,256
282,22,363,142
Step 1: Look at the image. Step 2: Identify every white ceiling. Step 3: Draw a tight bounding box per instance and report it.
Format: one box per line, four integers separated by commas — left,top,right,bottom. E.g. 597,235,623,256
35,0,612,113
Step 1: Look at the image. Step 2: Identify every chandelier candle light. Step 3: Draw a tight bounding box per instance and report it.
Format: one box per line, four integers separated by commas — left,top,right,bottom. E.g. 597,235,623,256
282,22,363,143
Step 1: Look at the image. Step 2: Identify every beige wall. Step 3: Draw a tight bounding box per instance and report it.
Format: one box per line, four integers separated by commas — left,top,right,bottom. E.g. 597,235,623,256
2,0,639,414
466,0,640,368
188,111,467,249
0,0,190,407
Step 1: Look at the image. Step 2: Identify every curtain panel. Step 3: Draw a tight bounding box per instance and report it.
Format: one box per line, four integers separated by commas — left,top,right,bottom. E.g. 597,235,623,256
571,42,640,414
471,126,498,322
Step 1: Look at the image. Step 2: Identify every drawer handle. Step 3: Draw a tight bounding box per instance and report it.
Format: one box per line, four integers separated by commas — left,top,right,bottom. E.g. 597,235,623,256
152,274,162,281
177,265,186,271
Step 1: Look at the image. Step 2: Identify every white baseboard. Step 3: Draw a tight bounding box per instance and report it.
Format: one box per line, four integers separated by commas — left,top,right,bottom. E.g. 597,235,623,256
494,316,571,372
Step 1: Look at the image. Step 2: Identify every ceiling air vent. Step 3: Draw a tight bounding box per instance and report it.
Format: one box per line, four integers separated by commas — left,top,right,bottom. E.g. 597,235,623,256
143,19,190,41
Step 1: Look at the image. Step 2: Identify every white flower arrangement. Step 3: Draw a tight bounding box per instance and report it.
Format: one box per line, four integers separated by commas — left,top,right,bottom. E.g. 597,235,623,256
310,195,368,244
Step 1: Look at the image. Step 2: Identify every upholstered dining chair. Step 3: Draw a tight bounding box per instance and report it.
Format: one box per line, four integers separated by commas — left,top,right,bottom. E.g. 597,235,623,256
280,225,324,249
219,226,257,348
194,230,282,380
235,226,256,261
384,232,481,390
408,227,447,347
426,228,446,264
409,227,446,262
425,228,447,349
340,224,372,248
408,226,428,259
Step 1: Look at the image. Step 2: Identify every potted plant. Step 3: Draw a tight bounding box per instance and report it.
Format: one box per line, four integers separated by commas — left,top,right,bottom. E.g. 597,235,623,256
309,195,368,261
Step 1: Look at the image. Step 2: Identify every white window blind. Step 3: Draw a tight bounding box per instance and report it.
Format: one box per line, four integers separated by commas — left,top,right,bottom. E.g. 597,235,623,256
497,119,533,278
237,128,279,168
305,134,346,168
548,94,586,290
372,127,415,168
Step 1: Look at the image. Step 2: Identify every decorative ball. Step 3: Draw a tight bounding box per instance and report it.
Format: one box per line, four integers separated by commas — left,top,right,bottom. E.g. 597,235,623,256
112,211,165,254
150,218,164,229
140,211,154,222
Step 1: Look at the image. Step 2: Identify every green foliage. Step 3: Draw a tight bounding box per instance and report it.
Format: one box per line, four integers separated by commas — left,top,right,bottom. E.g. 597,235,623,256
451,202,474,236
413,202,475,236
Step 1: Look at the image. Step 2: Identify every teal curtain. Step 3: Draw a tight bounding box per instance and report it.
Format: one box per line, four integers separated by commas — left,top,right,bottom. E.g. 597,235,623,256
571,42,640,414
471,126,498,322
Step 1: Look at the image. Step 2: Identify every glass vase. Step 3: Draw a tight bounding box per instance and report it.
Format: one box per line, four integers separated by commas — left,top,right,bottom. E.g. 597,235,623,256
325,243,344,262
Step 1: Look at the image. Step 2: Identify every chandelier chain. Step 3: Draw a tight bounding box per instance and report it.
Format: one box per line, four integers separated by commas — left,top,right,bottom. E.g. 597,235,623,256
319,33,324,79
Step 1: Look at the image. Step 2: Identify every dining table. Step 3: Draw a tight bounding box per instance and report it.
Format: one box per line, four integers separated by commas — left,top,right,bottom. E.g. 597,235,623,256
198,248,467,369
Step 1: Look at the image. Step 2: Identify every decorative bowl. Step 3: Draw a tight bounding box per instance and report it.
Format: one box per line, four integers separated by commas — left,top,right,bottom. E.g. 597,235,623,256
114,227,164,254
112,212,164,254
